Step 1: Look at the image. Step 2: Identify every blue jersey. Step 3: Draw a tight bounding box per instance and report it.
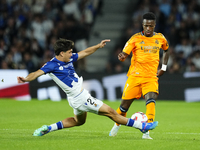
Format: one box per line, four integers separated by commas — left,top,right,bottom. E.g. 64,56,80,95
40,53,83,98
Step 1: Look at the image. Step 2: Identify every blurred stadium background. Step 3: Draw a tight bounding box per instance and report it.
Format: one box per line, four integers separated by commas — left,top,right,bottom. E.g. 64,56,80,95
0,0,200,102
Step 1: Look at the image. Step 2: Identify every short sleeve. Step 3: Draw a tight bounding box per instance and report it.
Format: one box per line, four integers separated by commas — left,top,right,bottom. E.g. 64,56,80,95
40,62,55,74
122,36,136,55
161,34,169,50
71,53,78,62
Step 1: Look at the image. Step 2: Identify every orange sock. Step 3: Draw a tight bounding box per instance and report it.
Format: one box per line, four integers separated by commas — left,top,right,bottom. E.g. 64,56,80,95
116,107,127,126
145,102,155,123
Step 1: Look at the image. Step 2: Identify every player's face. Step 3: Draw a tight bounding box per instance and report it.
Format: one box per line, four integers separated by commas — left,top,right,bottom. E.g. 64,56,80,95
142,19,156,37
63,49,73,62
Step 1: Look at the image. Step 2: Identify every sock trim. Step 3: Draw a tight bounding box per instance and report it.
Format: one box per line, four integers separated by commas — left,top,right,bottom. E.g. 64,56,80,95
126,118,134,127
120,105,129,113
146,98,156,105
57,121,63,130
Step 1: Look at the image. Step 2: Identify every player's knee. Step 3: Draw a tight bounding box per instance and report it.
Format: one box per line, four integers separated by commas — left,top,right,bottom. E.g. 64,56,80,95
74,117,86,126
76,120,86,126
145,92,158,100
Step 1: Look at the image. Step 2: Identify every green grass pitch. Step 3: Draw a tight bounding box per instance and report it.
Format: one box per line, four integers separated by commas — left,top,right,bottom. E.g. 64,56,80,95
0,99,200,150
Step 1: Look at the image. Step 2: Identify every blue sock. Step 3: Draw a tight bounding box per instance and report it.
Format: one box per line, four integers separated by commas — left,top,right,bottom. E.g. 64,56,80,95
126,118,143,129
56,121,63,130
126,118,135,127
48,121,64,131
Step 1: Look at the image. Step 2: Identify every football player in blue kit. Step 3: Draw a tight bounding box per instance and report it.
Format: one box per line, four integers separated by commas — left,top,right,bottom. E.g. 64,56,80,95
17,38,158,136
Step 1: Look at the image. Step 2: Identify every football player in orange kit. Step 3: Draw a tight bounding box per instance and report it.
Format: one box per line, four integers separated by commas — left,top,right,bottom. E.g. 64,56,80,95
109,12,169,139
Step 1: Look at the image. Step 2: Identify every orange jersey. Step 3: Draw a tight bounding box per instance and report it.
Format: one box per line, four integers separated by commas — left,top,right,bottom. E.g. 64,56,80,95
123,32,169,78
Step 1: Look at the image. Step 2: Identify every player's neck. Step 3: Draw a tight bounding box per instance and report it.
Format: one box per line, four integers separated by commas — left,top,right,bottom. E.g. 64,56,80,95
144,34,153,37
55,55,64,62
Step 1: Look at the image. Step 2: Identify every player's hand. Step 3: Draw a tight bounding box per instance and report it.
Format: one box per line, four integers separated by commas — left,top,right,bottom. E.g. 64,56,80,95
118,52,127,62
17,76,26,83
157,69,165,76
99,39,111,48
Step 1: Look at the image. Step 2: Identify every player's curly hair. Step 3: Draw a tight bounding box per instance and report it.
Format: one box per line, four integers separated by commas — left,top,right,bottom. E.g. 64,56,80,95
54,38,74,55
143,12,156,21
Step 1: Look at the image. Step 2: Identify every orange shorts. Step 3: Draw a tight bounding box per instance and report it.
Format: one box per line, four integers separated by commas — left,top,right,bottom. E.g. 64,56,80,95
122,76,158,100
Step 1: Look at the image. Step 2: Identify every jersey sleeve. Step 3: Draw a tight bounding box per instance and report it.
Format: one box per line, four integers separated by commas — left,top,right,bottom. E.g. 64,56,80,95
40,61,55,74
71,53,78,62
122,36,136,55
161,34,169,50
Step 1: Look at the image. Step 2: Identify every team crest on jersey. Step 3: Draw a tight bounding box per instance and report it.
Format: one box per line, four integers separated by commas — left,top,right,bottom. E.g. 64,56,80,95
155,39,159,44
139,41,145,44
59,66,63,70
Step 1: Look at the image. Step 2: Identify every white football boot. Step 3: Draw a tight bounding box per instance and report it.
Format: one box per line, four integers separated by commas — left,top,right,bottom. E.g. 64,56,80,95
142,131,153,139
109,123,121,136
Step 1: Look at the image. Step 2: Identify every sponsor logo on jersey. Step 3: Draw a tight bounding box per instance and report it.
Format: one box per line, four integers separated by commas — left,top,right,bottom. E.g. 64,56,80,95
141,45,159,53
141,45,160,50
139,41,145,44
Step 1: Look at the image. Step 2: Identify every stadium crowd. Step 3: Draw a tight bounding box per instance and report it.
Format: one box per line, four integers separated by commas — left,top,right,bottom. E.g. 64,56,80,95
0,0,200,74
0,0,103,72
106,0,200,74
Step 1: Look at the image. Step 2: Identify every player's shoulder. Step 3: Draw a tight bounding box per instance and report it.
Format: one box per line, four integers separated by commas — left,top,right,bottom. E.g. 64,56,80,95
48,57,57,64
44,57,59,67
154,32,167,38
131,32,143,38
128,32,143,42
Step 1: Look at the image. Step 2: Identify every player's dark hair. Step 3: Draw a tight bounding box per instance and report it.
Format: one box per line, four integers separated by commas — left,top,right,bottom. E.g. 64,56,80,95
143,12,156,21
54,38,74,55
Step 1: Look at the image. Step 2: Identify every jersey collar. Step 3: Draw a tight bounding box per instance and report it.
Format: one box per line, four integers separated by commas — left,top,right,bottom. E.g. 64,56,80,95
141,31,155,36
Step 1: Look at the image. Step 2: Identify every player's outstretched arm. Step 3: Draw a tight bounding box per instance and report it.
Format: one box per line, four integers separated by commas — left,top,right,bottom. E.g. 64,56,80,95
77,39,110,60
17,69,45,83
157,49,169,76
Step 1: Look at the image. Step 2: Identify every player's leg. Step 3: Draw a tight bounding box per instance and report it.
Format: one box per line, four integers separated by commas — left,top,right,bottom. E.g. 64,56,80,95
47,112,87,132
115,99,134,125
142,78,158,139
33,89,92,136
62,112,87,128
142,92,157,139
72,90,158,135
70,91,157,132
33,111,87,136
98,103,158,133
109,76,142,136
99,103,129,125
109,99,134,136
144,92,157,124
